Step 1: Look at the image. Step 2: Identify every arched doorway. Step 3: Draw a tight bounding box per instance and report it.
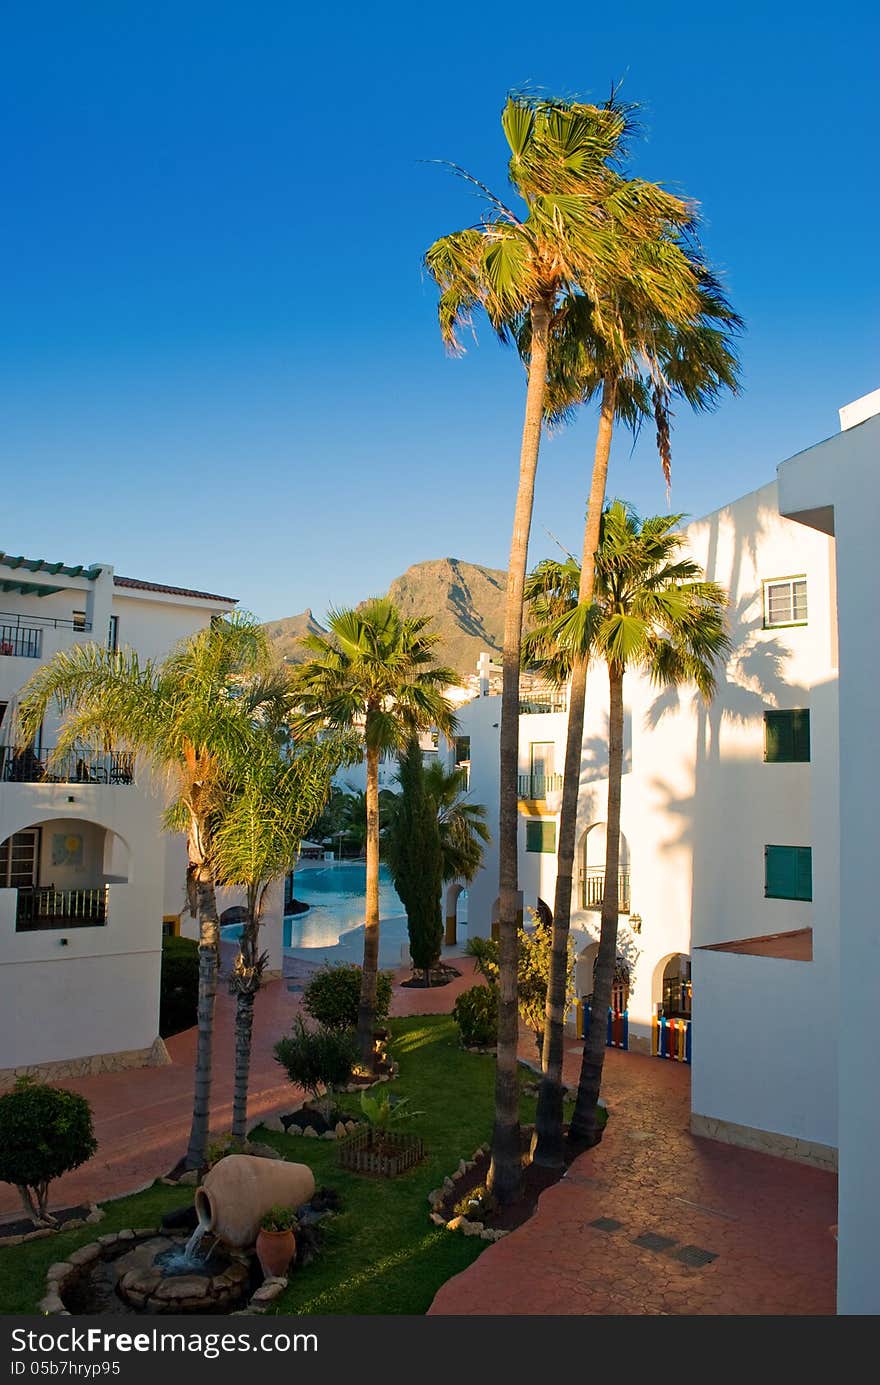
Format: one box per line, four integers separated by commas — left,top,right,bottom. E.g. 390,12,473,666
578,823,631,913
651,952,692,1062
444,882,466,946
490,892,524,940
0,818,129,932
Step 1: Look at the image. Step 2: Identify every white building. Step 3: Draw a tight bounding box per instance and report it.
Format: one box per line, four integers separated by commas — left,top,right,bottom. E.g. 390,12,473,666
0,553,236,1085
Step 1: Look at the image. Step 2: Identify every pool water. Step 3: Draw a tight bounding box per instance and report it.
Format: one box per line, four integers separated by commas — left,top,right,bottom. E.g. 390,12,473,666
221,862,466,969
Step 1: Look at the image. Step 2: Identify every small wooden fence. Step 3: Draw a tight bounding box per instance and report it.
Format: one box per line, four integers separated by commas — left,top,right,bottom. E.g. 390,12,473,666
336,1126,424,1177
652,1014,691,1063
574,1001,629,1051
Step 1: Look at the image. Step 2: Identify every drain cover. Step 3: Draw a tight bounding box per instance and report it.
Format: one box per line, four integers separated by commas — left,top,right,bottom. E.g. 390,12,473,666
590,1217,623,1233
673,1244,718,1268
632,1232,677,1252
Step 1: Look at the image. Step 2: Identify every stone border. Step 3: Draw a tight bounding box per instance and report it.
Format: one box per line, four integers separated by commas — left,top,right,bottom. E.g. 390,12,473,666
2,1204,105,1249
691,1112,838,1171
425,1136,538,1245
1,1038,170,1090
39,1229,289,1317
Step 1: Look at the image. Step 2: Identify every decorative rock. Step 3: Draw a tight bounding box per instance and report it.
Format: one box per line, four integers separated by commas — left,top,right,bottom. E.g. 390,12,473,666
445,1216,463,1232
321,1130,336,1140
250,1278,287,1304
154,1276,210,1303
464,1160,476,1172
442,1177,455,1193
429,1212,446,1226
69,1244,102,1266
302,1126,318,1138
261,1115,286,1134
64,1218,86,1231
460,1220,481,1237
133,1226,159,1237
98,1233,119,1247
345,1119,357,1133
46,1262,74,1283
116,1228,135,1241
288,1124,302,1136
334,1122,347,1138
39,1293,64,1315
178,1170,199,1186
86,1204,105,1223
457,1160,468,1175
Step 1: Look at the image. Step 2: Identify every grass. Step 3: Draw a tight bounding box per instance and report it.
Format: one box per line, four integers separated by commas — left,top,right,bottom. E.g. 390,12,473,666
0,1015,580,1316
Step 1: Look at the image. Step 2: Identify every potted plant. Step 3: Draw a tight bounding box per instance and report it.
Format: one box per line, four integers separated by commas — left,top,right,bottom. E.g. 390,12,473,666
256,1205,298,1280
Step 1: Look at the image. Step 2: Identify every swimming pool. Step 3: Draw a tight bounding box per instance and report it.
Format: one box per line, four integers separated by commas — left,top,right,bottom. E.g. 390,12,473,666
221,862,465,969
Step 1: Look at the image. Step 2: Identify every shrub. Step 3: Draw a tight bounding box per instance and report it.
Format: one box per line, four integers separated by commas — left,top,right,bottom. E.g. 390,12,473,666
159,935,199,1037
274,1018,358,1099
452,985,498,1048
0,1078,97,1224
303,964,392,1032
452,1182,496,1220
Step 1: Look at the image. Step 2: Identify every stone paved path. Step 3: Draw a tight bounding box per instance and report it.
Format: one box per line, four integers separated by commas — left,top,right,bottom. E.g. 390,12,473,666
430,1039,837,1316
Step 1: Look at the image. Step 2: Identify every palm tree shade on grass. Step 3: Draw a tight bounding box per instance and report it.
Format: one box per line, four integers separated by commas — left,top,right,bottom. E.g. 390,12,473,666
425,91,706,1202
293,599,457,1065
16,615,286,1169
529,285,741,1167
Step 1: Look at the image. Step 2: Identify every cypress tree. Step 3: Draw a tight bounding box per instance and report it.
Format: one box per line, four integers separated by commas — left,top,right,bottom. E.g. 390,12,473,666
388,736,444,982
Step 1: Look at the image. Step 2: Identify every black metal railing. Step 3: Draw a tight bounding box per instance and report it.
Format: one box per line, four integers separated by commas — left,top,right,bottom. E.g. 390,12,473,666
16,886,109,930
0,746,135,786
581,868,631,913
518,772,563,798
0,610,92,632
0,624,42,658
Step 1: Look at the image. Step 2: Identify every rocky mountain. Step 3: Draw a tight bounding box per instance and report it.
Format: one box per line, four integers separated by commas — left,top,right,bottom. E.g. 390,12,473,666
266,558,507,677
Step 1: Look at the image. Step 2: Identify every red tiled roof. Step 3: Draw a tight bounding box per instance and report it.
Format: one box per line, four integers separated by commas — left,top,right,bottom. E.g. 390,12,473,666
113,576,237,604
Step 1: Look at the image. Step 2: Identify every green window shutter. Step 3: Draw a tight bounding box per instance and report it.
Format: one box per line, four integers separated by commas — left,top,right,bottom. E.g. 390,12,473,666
765,845,812,899
795,847,813,901
792,710,810,761
764,709,811,762
526,820,555,853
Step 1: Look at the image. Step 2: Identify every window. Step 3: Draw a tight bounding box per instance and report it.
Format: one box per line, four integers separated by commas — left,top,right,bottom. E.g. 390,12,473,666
0,829,40,888
454,736,470,765
763,577,808,627
72,609,87,631
526,820,556,853
764,709,810,762
765,845,812,901
108,615,119,652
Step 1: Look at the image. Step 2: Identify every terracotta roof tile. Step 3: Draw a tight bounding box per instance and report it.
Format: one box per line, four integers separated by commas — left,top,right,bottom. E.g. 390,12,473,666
113,575,237,604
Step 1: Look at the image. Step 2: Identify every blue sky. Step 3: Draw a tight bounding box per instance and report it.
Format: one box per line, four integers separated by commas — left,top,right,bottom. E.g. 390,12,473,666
2,2,878,623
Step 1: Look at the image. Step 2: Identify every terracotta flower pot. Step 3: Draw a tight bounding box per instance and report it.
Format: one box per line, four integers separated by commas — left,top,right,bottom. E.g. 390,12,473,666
195,1154,316,1248
256,1227,296,1280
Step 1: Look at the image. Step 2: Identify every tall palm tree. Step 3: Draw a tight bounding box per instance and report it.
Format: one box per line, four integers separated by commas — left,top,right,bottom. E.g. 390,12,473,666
16,614,279,1168
423,758,491,886
293,599,457,1065
524,502,729,1144
425,90,702,1202
212,728,353,1139
529,282,741,1167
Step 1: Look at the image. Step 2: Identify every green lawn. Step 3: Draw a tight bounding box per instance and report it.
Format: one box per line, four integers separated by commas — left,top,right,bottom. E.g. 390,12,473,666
0,1015,564,1316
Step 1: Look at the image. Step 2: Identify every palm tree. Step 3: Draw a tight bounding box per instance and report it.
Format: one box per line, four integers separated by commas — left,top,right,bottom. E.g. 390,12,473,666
212,729,352,1140
425,91,703,1202
524,502,729,1145
293,599,457,1065
16,614,279,1168
530,283,741,1167
422,758,491,886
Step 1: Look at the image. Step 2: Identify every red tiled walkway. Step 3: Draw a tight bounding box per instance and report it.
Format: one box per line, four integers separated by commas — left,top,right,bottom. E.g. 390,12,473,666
0,955,479,1221
430,1040,837,1316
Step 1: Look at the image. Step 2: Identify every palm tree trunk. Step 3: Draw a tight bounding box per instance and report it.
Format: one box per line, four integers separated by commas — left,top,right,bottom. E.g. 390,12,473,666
534,377,617,1167
357,740,381,1067
185,846,220,1169
231,990,255,1142
488,294,552,1206
570,660,624,1143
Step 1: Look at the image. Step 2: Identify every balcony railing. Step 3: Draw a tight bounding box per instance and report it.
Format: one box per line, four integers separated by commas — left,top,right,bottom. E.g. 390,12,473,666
0,623,42,659
16,886,109,931
0,746,134,786
519,695,567,714
580,868,631,913
0,609,92,632
518,772,563,798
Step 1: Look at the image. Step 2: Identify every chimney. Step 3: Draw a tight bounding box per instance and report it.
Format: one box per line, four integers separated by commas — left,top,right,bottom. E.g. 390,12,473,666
477,650,491,697
839,388,880,431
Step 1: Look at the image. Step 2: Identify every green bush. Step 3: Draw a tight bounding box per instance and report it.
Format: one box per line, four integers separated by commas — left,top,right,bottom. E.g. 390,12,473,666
452,985,498,1048
274,1018,358,1099
0,1078,97,1224
159,934,200,1037
259,1205,298,1232
303,964,392,1032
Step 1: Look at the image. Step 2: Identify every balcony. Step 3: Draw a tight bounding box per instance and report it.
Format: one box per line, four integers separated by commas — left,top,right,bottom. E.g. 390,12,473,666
518,772,563,799
519,694,567,714
16,885,109,931
0,746,134,786
580,867,631,913
0,622,42,659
